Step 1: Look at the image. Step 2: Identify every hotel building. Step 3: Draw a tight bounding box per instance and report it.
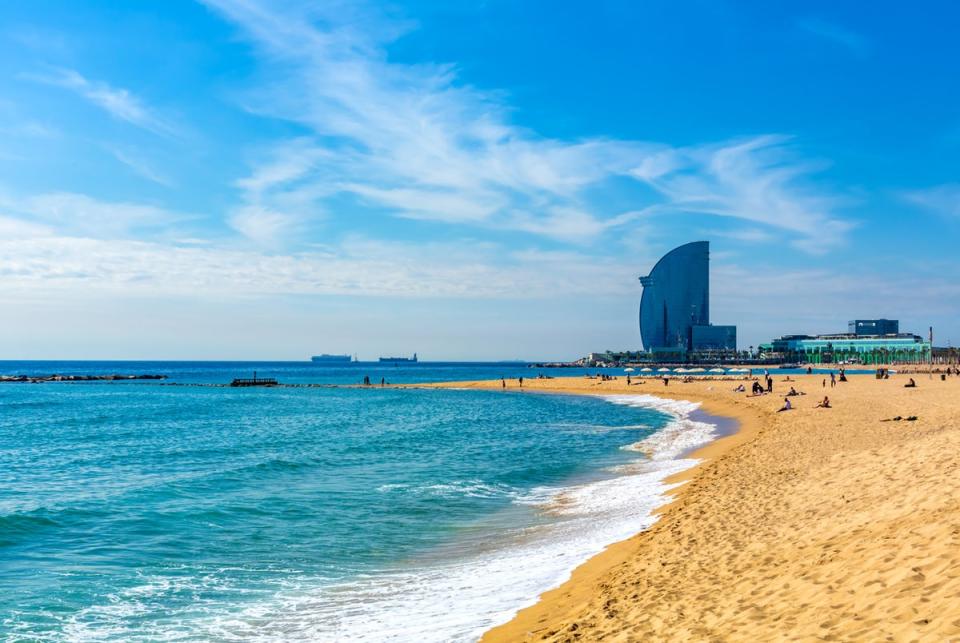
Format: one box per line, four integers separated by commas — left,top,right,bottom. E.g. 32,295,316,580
638,241,737,355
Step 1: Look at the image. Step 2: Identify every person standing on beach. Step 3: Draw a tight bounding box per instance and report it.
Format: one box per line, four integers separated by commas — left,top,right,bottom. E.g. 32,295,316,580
830,372,837,388
766,376,773,393
518,376,523,388
501,377,505,389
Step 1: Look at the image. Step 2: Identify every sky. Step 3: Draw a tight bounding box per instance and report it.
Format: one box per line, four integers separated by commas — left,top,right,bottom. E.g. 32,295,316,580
1,0,958,360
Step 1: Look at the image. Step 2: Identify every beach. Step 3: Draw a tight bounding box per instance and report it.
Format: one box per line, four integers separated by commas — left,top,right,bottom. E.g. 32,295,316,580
425,372,960,640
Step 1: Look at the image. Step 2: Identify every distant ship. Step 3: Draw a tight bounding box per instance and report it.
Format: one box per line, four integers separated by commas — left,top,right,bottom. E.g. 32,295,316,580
311,354,354,363
379,353,418,363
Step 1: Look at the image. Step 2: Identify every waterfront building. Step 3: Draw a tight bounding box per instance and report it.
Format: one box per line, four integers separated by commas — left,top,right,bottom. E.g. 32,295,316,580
848,319,899,336
770,333,930,364
691,324,737,351
638,241,737,353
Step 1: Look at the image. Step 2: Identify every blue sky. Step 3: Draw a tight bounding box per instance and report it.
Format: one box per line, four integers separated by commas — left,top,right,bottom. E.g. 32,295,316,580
1,0,958,359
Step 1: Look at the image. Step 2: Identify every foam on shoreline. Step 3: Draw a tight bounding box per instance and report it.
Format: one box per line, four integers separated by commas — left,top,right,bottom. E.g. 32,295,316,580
196,392,728,642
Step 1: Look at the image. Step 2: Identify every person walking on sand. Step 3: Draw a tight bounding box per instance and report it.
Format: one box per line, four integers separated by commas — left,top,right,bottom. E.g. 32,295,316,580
518,376,523,388
501,377,506,389
766,376,773,393
830,372,836,388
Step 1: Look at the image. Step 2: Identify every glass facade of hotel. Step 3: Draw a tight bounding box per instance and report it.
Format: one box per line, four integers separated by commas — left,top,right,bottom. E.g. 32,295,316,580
639,241,710,351
771,335,931,364
691,324,737,351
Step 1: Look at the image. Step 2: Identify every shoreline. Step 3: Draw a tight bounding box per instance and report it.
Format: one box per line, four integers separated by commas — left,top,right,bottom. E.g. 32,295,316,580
417,379,766,641
423,373,960,640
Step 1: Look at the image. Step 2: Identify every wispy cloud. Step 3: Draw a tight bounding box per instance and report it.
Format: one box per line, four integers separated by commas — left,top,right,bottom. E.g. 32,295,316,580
1,120,60,139
902,183,960,219
629,135,854,252
798,18,870,57
110,148,175,187
203,0,851,250
27,67,177,136
0,234,638,300
0,191,189,239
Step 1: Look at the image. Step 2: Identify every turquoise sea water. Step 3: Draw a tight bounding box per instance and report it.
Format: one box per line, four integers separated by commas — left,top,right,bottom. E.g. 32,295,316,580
0,362,718,641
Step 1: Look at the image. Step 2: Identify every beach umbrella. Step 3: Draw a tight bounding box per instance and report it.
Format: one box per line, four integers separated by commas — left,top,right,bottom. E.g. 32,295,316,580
688,367,706,373
709,368,725,373
674,368,688,373
640,367,653,372
624,367,635,372
657,367,671,373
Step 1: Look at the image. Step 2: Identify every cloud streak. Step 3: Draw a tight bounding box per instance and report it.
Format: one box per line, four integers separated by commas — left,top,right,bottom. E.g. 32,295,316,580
0,191,190,239
902,183,960,220
28,67,177,136
798,18,871,57
203,0,851,250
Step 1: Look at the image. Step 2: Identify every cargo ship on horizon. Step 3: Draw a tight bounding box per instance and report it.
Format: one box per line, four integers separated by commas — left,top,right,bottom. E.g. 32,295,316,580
311,354,355,363
379,353,418,363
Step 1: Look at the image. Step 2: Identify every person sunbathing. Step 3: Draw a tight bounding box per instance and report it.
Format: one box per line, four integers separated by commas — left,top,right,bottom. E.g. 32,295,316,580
904,378,917,388
777,397,793,412
816,396,831,408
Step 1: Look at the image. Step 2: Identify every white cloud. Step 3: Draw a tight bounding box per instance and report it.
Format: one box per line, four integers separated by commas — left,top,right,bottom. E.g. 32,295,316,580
0,234,637,300
0,215,54,239
798,19,871,58
902,183,960,219
227,139,334,243
227,205,303,247
629,136,854,252
0,191,189,239
110,148,175,187
28,68,177,136
203,0,851,251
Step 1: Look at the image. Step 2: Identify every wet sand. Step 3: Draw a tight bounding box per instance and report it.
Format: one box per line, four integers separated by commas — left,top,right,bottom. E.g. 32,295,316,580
424,373,960,641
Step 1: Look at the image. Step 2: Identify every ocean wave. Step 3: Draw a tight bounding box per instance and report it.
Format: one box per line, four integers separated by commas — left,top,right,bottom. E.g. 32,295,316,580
0,511,62,546
376,480,519,500
601,394,718,460
186,455,699,642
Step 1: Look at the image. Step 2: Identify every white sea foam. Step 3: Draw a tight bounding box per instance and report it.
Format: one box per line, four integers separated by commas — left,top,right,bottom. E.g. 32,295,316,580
179,394,721,642
602,394,719,460
376,480,520,500
77,394,721,643
198,459,696,643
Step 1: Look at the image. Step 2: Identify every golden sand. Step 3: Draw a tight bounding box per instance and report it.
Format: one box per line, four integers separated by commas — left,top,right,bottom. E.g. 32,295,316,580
424,372,960,641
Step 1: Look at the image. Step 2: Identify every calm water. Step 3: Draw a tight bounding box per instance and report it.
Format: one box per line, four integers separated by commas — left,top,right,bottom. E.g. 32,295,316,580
0,362,718,641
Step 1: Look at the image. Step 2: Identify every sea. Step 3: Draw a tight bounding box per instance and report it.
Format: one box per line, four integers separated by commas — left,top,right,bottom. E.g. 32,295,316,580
0,361,725,641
